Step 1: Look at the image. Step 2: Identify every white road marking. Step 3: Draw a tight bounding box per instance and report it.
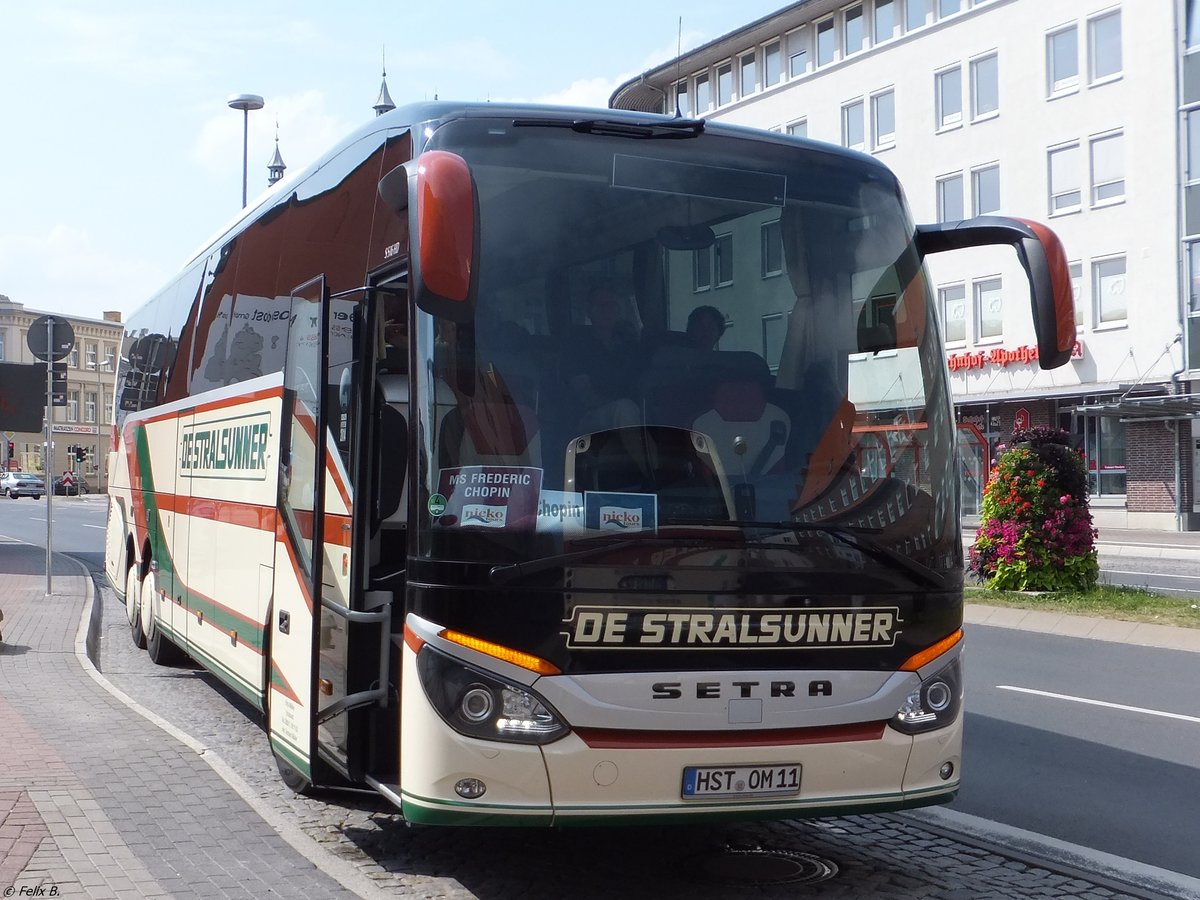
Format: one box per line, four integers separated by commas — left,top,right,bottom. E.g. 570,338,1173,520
81,524,106,529
997,685,1200,725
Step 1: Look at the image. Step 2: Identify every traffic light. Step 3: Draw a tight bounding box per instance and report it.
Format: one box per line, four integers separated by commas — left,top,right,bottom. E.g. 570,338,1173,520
5,441,13,458
75,446,86,462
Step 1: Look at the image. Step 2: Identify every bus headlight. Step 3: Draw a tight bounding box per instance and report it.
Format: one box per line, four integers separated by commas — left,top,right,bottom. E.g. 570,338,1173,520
417,646,568,744
890,656,963,735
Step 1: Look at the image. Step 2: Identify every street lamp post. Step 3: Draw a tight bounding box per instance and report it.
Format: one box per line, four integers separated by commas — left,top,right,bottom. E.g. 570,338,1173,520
227,93,265,208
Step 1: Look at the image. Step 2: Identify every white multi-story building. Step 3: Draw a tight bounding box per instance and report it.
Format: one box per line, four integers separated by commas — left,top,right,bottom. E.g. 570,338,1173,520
612,0,1200,530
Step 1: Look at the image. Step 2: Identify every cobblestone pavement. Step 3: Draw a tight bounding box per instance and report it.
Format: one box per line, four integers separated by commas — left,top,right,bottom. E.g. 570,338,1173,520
4,539,1200,899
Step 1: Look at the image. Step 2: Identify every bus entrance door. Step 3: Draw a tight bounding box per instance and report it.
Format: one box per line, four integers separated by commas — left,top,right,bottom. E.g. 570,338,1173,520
270,275,387,790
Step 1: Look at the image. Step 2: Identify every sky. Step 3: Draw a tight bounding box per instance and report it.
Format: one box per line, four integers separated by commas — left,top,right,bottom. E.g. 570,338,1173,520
0,1,789,322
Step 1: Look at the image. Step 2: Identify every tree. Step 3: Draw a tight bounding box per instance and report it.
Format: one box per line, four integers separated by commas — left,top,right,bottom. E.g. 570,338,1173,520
969,426,1098,591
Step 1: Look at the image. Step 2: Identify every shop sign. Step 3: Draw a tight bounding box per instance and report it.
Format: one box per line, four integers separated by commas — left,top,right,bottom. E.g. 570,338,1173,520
948,340,1083,372
1013,407,1030,431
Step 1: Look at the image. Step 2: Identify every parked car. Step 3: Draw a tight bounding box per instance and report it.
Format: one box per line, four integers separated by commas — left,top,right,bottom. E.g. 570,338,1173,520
53,473,89,496
1,471,46,499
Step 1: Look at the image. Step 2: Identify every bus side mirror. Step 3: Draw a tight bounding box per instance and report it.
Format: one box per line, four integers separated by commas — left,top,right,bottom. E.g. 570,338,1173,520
915,216,1075,369
378,151,478,323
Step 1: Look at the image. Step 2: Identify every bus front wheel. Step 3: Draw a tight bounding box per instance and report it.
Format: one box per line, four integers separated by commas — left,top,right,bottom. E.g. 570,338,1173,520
127,565,146,650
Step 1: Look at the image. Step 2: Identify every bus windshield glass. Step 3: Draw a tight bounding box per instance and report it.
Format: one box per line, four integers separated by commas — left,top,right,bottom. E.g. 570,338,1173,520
414,116,957,576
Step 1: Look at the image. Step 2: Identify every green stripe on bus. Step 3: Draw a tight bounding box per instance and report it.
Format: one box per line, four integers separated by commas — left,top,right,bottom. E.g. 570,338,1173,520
181,639,263,707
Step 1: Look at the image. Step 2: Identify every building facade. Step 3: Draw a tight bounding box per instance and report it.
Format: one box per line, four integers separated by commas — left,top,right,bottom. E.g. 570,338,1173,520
0,297,123,491
612,0,1200,529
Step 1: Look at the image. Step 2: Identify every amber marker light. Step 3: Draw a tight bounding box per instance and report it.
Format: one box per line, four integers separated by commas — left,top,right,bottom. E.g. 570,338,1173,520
900,628,964,672
439,629,561,676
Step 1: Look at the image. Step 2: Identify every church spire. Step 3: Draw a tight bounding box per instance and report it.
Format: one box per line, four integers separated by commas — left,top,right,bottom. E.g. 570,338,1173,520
374,47,395,117
267,118,286,186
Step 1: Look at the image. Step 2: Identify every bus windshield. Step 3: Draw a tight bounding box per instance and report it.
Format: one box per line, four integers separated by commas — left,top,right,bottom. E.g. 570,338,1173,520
414,116,958,578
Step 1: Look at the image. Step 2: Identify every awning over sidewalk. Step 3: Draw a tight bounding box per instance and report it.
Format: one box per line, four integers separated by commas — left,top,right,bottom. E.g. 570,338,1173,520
1071,393,1200,421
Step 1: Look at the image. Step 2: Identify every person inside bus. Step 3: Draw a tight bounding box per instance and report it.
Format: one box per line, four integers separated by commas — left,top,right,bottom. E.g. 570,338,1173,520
564,284,642,433
685,304,726,351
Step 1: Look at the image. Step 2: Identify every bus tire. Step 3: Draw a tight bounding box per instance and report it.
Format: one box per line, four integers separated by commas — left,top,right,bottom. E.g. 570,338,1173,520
142,570,185,666
127,565,147,650
273,753,314,794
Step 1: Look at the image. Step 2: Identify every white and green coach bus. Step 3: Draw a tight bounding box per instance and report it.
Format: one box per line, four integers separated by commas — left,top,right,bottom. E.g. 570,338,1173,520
105,101,1076,825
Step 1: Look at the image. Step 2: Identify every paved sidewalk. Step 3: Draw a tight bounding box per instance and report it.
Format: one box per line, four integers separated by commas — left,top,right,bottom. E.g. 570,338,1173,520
0,540,357,899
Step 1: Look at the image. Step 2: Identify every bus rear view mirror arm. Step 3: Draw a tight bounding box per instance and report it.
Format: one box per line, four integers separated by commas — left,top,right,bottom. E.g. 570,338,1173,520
915,216,1076,370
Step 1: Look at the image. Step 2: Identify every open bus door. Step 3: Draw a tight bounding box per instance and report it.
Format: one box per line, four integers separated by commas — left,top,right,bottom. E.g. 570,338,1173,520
269,274,389,790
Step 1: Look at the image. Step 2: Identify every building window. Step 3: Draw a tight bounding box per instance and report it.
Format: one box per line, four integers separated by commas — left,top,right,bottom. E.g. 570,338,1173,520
762,314,786,372
764,41,782,87
1188,243,1200,370
972,164,1000,215
1069,261,1083,328
103,344,116,371
1047,26,1078,95
85,342,98,369
906,0,928,31
787,118,808,138
740,52,757,98
842,99,865,150
761,220,783,277
1090,132,1124,205
875,0,896,42
1048,143,1081,214
939,284,967,343
970,53,999,120
67,391,79,423
1075,413,1126,496
85,392,97,424
937,173,964,222
938,0,961,17
844,4,865,56
68,346,79,368
975,278,1003,339
1190,0,1200,50
693,246,713,292
675,81,689,116
936,66,962,129
1093,256,1126,324
715,233,733,287
717,63,733,106
1088,10,1121,84
817,18,836,67
872,90,896,149
1188,110,1200,183
0,332,5,361
695,73,711,113
788,28,809,77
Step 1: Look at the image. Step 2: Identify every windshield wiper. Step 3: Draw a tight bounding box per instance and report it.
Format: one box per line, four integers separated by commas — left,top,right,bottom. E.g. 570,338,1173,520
511,116,705,139
489,539,654,585
669,519,948,590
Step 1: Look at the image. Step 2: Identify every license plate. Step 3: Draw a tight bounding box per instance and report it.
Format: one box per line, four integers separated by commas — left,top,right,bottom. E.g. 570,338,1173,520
681,764,802,799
